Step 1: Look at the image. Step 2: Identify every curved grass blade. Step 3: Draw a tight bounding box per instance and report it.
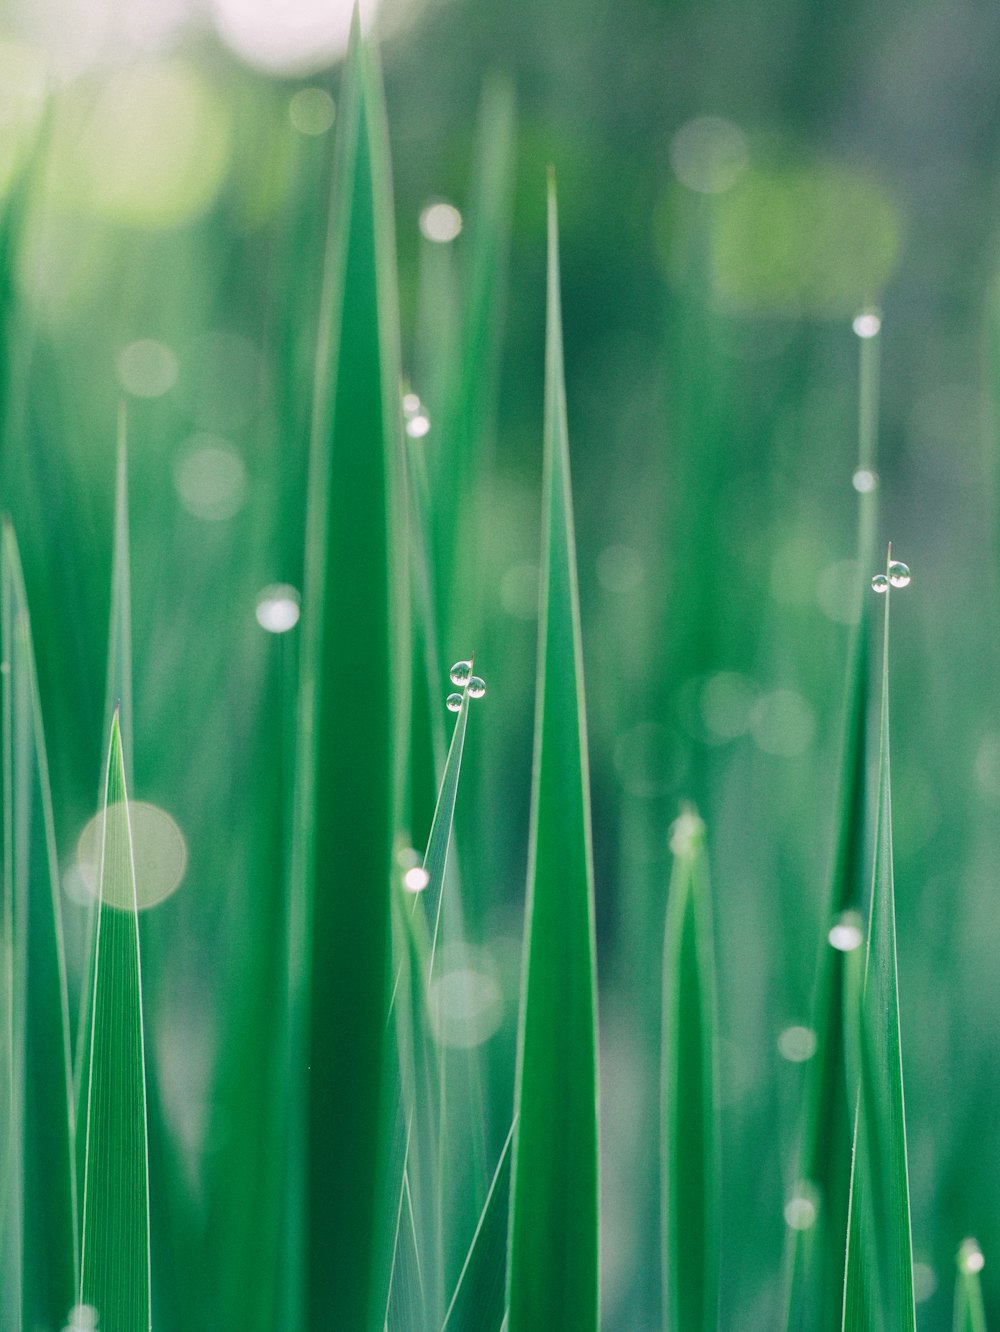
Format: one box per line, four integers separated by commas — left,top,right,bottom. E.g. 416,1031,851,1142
660,808,718,1331
953,1240,988,1332
79,710,151,1332
783,320,880,1332
843,554,915,1332
294,18,406,1330
0,519,78,1332
508,175,599,1332
442,1120,514,1332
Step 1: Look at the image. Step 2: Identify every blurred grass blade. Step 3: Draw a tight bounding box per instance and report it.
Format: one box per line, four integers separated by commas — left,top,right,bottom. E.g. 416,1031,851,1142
783,322,880,1332
508,175,599,1332
433,75,516,646
0,520,78,1331
843,566,915,1332
295,18,406,1331
425,686,471,974
953,1240,988,1332
661,808,719,1332
442,1120,514,1332
79,710,151,1332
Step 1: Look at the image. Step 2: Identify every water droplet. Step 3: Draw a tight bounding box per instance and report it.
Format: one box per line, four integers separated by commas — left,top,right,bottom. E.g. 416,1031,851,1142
777,1025,817,1063
288,87,335,135
669,809,705,856
420,201,462,243
405,413,430,439
446,693,463,713
784,1187,819,1231
913,1262,937,1303
450,660,473,686
959,1238,985,1275
467,676,486,699
852,311,881,338
871,573,889,593
76,802,188,911
888,560,911,588
402,391,421,416
256,584,301,632
828,910,864,952
66,1305,99,1331
403,866,429,893
852,467,877,493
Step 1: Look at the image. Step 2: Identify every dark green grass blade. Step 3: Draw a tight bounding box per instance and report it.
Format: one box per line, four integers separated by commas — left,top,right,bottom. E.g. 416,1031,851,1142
0,520,78,1332
508,175,599,1332
783,324,879,1332
442,1121,514,1332
79,711,151,1332
661,809,719,1331
843,568,915,1332
295,20,406,1331
953,1241,988,1332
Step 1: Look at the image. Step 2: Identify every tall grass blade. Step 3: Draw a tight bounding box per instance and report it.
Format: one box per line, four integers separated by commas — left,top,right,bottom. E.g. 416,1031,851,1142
0,519,78,1332
295,18,406,1330
433,75,516,648
660,809,719,1331
783,324,880,1332
842,558,915,1332
442,1121,514,1332
953,1240,988,1332
79,710,151,1332
508,175,599,1332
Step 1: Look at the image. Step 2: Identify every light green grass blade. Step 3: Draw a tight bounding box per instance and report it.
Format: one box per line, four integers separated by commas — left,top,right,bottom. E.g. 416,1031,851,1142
0,519,78,1332
79,710,151,1332
783,321,880,1332
295,18,406,1330
433,75,516,649
661,808,719,1331
953,1240,988,1332
508,175,599,1332
442,1120,514,1332
843,559,915,1332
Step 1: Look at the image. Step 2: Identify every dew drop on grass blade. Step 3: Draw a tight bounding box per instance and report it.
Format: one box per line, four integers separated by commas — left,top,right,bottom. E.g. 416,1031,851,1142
0,520,78,1332
842,557,915,1332
294,17,407,1331
508,175,599,1332
953,1239,988,1332
79,710,151,1332
661,807,719,1332
783,316,880,1332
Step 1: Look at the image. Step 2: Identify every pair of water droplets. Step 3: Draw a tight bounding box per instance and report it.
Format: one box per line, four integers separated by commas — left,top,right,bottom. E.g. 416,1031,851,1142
446,659,487,712
872,560,911,593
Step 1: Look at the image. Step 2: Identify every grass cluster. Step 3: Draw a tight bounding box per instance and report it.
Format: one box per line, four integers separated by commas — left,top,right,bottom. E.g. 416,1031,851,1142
0,9,996,1332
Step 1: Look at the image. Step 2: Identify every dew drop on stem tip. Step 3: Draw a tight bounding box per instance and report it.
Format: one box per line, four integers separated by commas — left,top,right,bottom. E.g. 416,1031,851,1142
450,659,473,686
446,692,463,712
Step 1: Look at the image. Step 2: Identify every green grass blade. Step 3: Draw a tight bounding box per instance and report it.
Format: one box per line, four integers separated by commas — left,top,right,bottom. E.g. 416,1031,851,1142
843,559,915,1332
661,808,718,1331
783,321,880,1332
442,1120,514,1332
79,710,151,1332
295,19,406,1330
433,75,516,648
954,1240,988,1332
0,519,78,1332
508,175,599,1332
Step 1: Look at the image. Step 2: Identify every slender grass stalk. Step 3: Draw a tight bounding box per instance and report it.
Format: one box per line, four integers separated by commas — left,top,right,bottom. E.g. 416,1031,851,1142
294,17,407,1329
508,174,599,1332
661,807,719,1331
79,710,151,1332
953,1240,988,1332
842,549,915,1332
0,519,78,1332
782,321,880,1331
442,1121,515,1332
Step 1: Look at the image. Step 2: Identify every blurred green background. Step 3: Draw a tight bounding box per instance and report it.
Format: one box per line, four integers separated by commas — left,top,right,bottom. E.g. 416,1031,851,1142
2,0,1000,1326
